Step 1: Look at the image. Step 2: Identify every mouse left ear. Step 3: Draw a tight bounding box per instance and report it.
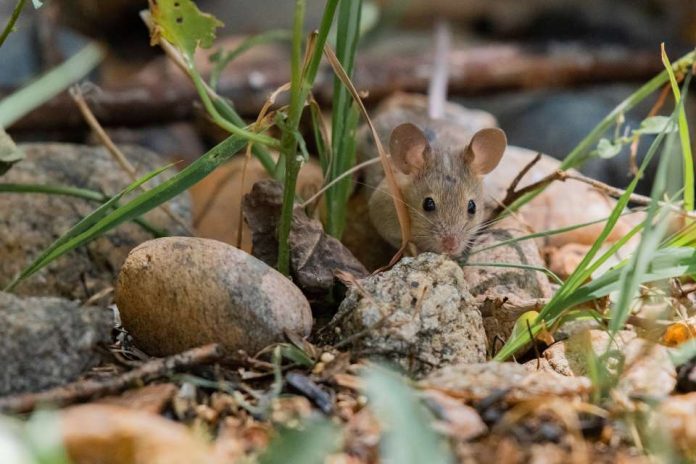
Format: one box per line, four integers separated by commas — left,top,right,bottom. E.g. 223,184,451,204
463,128,507,176
389,123,432,175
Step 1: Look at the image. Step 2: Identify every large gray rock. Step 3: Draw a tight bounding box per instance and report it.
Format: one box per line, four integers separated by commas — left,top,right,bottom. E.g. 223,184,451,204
325,253,487,377
0,143,191,300
0,291,113,395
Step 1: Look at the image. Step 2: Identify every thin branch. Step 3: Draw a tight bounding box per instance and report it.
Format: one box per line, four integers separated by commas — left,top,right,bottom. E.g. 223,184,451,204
0,344,224,415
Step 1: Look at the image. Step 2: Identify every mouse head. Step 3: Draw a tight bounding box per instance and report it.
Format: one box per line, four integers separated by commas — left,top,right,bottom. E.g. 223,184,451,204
389,122,506,256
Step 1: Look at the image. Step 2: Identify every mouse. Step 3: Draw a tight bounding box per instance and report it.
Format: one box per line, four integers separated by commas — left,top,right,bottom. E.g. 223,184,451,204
365,21,508,257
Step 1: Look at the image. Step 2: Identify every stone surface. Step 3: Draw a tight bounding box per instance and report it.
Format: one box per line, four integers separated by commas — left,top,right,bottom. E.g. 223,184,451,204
658,393,696,462
243,180,368,304
325,253,487,377
421,362,592,402
462,216,553,348
0,291,113,395
0,143,191,300
115,237,313,356
543,330,676,402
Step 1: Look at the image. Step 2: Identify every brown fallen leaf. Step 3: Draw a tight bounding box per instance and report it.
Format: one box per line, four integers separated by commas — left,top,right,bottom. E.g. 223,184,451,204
60,404,219,464
243,180,368,303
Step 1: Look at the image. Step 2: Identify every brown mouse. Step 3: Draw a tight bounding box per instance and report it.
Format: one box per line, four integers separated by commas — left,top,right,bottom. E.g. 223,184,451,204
368,122,507,256
360,21,507,258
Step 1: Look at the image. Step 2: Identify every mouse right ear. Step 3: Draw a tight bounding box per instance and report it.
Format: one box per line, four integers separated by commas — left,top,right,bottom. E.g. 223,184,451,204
463,128,507,176
389,123,431,175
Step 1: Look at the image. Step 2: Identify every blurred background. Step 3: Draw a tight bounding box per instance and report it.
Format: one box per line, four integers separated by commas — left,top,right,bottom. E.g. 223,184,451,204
1,0,694,194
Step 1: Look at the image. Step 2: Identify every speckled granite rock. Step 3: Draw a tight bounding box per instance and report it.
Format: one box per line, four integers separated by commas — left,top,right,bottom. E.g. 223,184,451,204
0,143,191,300
116,237,313,356
0,291,113,395
325,253,486,377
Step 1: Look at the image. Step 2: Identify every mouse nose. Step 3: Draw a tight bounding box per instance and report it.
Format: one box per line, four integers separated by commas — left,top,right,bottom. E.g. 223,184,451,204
440,235,459,254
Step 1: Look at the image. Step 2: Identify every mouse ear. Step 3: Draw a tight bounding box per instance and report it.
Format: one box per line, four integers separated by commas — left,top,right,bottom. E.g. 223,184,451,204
463,128,507,176
389,123,431,175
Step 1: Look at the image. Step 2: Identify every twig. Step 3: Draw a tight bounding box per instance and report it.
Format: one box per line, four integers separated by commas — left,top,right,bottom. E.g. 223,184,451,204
488,161,696,224
487,169,566,221
70,86,194,235
0,344,224,415
564,171,696,218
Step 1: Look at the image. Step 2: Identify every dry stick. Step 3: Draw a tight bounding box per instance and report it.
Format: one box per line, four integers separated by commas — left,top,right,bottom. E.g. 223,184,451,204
489,160,696,224
0,344,224,415
70,87,194,235
323,45,411,269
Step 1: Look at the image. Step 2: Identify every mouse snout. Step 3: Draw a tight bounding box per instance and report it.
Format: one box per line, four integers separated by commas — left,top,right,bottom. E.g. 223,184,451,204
440,235,460,255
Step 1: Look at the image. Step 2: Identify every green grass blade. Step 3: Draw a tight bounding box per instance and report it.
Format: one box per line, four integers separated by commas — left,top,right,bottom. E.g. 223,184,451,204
504,49,696,214
0,183,106,201
495,113,674,360
325,0,362,238
461,262,563,285
0,43,104,128
661,47,694,211
0,0,27,48
5,134,246,290
364,365,453,464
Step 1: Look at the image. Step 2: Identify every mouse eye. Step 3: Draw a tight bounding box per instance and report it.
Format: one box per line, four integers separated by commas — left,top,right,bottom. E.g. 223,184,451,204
467,199,476,215
422,197,436,212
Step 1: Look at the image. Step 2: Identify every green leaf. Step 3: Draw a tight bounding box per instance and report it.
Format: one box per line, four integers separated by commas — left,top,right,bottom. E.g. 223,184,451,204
634,115,678,135
596,138,622,159
259,419,340,464
363,365,453,464
150,0,223,60
0,127,24,175
6,133,247,290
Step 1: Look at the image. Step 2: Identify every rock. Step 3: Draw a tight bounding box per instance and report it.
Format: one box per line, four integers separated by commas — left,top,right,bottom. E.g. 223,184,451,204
543,330,676,402
658,393,696,462
461,216,553,347
60,404,220,464
420,362,592,402
324,253,487,377
483,145,642,250
243,180,368,305
0,291,112,395
0,143,192,300
115,237,312,356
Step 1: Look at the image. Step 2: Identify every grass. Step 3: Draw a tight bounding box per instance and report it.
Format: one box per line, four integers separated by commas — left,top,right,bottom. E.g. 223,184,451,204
0,43,104,128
